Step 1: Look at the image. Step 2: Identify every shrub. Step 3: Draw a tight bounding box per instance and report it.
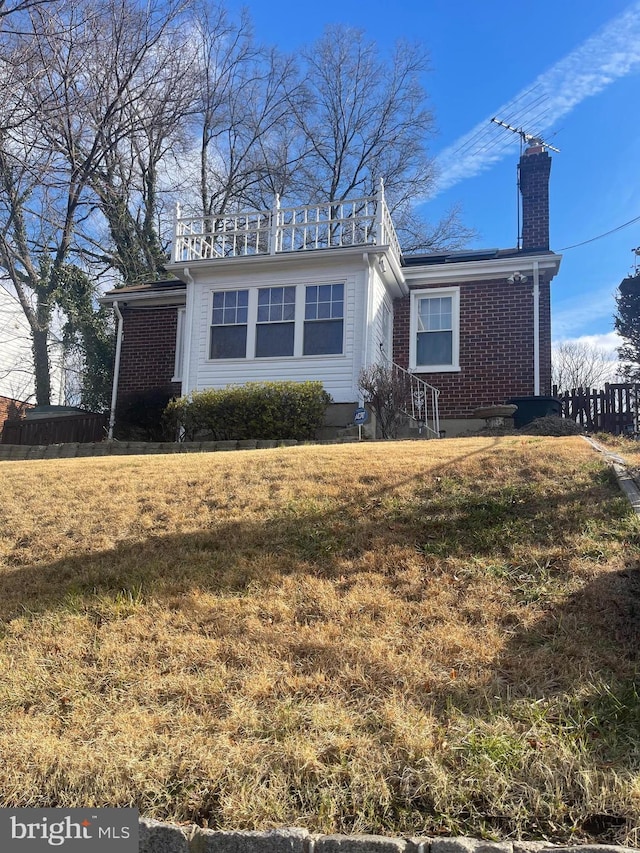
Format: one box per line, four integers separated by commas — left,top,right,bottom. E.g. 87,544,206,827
164,382,332,441
358,364,407,439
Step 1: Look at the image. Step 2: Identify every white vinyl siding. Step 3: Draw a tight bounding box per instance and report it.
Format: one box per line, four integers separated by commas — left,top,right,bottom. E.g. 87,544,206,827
189,265,362,403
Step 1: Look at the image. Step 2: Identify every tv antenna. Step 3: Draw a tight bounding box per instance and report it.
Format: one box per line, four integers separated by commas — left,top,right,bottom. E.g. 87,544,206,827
490,117,561,153
490,117,560,249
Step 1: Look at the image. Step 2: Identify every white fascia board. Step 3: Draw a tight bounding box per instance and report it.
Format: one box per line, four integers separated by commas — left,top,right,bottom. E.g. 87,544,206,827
167,245,408,296
98,288,187,307
403,253,562,285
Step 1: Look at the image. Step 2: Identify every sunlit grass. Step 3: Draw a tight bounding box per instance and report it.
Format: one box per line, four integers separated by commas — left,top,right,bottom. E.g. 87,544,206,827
0,437,638,843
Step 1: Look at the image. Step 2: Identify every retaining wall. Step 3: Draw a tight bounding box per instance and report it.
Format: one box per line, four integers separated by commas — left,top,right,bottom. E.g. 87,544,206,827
138,822,637,853
0,437,359,462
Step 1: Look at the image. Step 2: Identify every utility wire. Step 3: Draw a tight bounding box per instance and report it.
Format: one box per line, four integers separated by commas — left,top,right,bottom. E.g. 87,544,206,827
558,214,640,251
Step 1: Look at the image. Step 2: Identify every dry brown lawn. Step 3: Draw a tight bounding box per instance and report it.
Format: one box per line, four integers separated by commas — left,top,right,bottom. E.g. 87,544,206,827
592,433,640,471
0,436,639,844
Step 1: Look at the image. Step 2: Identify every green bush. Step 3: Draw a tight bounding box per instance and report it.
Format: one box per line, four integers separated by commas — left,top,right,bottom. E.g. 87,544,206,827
164,382,332,441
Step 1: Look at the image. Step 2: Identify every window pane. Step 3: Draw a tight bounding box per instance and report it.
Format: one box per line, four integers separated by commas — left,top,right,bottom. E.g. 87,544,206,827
258,289,270,307
305,303,317,320
332,284,344,301
306,286,317,303
210,325,247,359
331,301,343,319
317,300,331,319
418,296,452,332
213,289,249,324
283,303,295,321
318,284,332,302
303,319,343,355
271,287,283,304
256,322,294,357
417,330,452,366
257,305,269,322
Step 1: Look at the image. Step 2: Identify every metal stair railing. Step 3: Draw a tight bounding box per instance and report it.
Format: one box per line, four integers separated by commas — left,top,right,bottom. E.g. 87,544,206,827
390,361,440,438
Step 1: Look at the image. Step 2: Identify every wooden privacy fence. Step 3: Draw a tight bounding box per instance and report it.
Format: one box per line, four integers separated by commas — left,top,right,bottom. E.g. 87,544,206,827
553,383,640,435
1,411,108,445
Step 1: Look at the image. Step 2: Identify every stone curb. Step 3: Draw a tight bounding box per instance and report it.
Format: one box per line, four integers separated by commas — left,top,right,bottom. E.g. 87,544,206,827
581,435,640,515
138,823,638,853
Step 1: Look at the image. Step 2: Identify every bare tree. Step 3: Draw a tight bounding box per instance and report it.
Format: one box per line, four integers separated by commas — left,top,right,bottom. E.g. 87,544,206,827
284,25,472,250
552,340,619,393
186,2,300,218
0,0,190,404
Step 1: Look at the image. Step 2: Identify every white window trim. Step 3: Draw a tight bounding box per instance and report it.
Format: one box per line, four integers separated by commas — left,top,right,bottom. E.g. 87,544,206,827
208,288,250,361
172,307,187,382
409,286,461,372
206,283,346,361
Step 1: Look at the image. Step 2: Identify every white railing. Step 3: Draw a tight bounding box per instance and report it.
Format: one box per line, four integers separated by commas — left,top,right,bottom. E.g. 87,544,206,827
390,361,440,438
171,180,402,267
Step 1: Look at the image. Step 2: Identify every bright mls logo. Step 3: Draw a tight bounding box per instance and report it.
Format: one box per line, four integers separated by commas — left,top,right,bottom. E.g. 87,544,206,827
0,808,138,851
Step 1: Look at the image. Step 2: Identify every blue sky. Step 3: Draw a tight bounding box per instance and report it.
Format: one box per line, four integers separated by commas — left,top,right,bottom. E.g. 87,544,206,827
241,0,640,355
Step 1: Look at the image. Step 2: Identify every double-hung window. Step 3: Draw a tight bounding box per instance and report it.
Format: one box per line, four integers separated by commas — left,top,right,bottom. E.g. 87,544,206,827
210,290,248,359
304,284,344,355
209,282,345,360
410,287,460,371
256,286,296,357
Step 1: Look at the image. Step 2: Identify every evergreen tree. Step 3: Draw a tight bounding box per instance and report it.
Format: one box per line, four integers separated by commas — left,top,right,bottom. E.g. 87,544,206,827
615,273,640,380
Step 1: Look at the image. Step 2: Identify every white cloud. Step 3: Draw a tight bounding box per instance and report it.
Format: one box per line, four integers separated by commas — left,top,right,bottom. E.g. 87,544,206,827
553,331,622,357
552,288,618,338
433,1,640,194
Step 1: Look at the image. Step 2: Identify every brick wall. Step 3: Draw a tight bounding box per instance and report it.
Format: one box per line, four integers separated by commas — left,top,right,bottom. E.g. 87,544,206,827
539,281,552,396
520,148,551,251
393,277,552,419
0,395,31,432
118,306,182,397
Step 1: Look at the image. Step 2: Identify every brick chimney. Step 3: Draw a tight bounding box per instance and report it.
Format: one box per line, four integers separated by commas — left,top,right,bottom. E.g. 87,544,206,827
519,144,551,251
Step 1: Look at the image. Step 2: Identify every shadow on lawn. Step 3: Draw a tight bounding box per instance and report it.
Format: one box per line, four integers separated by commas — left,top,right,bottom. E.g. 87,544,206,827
0,456,631,623
0,449,639,841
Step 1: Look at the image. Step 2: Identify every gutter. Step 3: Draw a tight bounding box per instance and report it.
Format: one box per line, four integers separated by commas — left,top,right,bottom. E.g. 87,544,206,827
107,301,124,440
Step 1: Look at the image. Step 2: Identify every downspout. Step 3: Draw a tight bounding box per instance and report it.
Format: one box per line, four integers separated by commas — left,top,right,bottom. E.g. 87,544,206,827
181,267,195,397
533,260,540,396
360,253,373,404
107,301,124,440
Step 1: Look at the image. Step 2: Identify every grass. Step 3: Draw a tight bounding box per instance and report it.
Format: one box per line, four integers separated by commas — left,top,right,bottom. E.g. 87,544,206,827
591,432,640,471
0,436,639,844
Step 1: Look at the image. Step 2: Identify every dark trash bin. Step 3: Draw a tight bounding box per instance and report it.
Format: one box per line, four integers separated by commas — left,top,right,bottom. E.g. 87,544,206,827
507,396,562,429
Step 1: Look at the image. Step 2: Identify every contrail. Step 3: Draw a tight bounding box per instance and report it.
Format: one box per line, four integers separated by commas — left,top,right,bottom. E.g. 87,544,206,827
432,1,640,195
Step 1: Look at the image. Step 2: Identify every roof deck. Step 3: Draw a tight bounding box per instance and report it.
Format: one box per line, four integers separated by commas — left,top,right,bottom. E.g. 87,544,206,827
170,182,402,270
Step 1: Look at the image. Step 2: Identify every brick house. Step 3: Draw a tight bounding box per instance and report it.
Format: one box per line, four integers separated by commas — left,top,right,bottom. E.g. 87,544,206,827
102,142,561,437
